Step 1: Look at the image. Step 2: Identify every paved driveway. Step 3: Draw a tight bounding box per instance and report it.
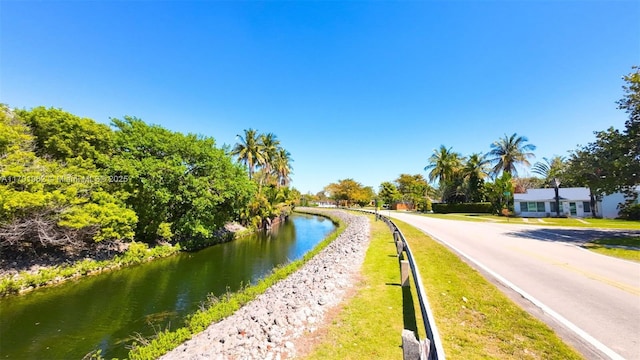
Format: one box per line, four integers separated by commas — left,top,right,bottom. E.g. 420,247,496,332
384,212,640,360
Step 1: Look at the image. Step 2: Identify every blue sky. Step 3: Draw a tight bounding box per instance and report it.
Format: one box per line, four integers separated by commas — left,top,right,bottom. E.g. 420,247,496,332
1,1,638,194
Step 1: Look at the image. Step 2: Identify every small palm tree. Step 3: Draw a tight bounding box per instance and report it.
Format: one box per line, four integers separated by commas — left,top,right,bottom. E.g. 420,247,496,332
231,128,264,180
488,133,536,177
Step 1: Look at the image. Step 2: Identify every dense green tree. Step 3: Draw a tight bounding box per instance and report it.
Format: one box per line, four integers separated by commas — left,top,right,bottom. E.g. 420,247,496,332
325,179,372,207
17,106,113,166
110,117,254,243
395,174,432,210
488,133,536,176
378,181,402,207
0,106,137,252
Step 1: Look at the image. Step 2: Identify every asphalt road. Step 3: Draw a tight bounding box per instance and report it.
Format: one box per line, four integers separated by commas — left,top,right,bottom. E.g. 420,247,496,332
385,211,640,360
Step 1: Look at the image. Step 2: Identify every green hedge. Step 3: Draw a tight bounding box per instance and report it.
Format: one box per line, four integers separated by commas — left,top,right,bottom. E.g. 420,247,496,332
432,202,492,214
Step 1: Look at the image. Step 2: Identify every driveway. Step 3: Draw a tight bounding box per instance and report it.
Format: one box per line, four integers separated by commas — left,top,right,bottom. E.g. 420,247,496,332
384,211,640,360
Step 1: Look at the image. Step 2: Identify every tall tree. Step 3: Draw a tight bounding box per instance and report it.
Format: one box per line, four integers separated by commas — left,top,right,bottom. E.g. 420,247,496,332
272,148,293,187
231,128,264,180
424,145,464,201
461,153,491,202
258,132,280,184
488,133,536,176
616,66,640,187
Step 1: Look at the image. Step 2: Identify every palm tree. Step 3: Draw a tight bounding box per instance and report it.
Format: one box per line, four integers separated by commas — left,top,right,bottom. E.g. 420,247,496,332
272,148,293,187
488,133,536,176
257,132,280,186
462,153,491,201
259,133,280,172
532,156,566,184
424,145,464,201
230,128,264,180
424,145,463,184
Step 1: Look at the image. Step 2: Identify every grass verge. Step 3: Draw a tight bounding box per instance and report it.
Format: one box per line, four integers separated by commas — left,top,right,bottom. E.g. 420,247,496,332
124,210,345,360
303,214,405,359
584,237,640,262
393,218,584,360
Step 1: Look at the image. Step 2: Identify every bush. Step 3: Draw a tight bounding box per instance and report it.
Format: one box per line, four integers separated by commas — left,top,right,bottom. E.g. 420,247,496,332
432,202,492,214
619,203,640,220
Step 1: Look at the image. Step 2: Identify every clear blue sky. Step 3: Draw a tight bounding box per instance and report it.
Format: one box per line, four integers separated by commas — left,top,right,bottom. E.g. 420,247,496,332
1,1,638,194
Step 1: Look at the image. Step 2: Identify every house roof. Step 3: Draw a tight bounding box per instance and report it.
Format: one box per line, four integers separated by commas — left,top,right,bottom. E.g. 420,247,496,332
514,187,590,202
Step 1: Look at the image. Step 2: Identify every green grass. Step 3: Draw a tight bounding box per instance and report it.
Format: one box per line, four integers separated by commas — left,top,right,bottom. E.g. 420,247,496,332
584,237,640,262
125,210,346,360
393,218,584,360
303,215,406,359
416,212,640,229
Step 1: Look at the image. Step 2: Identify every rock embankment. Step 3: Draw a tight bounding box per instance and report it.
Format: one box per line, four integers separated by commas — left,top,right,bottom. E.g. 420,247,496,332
162,210,370,360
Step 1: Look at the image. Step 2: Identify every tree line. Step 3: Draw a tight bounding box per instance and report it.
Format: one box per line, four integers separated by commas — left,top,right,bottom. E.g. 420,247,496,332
313,67,639,219
0,106,297,257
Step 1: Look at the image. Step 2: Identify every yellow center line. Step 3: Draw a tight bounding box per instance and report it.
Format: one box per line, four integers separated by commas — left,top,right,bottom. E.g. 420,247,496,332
508,246,640,297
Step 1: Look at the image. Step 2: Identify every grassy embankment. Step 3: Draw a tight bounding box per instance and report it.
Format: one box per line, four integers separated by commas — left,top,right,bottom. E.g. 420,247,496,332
123,210,345,360
303,214,407,359
305,214,584,360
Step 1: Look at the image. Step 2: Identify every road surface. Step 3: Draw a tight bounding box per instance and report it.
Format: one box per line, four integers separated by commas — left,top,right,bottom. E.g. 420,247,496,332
385,211,640,360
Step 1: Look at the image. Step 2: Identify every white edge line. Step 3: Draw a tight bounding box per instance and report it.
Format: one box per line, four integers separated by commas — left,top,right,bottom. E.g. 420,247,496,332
421,229,626,360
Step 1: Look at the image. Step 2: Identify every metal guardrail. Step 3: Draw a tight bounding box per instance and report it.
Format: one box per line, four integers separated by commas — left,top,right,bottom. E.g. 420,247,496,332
350,208,446,360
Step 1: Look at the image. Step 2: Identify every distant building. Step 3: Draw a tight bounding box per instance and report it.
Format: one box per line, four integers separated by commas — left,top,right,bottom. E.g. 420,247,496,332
514,187,593,217
514,186,640,218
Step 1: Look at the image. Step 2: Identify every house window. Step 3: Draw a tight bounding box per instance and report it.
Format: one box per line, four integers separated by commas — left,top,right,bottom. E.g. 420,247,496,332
522,202,545,212
583,201,591,213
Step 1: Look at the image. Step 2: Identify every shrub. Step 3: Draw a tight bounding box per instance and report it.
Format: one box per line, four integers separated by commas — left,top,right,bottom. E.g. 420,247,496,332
619,203,640,220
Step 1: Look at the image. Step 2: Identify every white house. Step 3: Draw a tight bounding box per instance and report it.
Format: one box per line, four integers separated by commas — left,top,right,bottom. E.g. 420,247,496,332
514,187,593,218
599,185,640,218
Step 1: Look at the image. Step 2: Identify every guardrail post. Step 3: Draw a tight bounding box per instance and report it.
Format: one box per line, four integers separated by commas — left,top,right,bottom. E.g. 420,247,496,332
402,329,430,360
400,260,410,287
396,239,404,257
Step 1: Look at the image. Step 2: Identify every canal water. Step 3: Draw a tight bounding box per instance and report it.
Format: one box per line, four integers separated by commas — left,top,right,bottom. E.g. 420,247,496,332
0,213,336,359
